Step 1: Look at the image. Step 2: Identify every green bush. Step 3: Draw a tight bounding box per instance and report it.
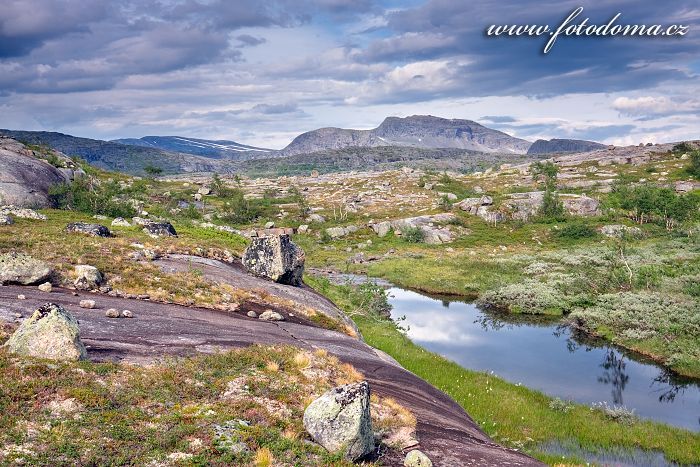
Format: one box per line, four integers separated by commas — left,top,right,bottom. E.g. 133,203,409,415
688,150,700,178
48,178,135,218
401,226,425,243
556,222,597,240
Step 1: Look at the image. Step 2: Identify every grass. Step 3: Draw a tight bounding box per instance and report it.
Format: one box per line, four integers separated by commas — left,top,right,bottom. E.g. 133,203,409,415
0,345,365,466
308,278,700,465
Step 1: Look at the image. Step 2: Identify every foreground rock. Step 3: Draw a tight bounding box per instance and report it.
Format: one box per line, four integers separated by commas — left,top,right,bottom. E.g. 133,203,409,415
3,303,87,361
303,381,374,461
143,221,177,238
65,222,111,237
73,265,104,290
242,234,305,286
0,214,13,225
0,252,52,285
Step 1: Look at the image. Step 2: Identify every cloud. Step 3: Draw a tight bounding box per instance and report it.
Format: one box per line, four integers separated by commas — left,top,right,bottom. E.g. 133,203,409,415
613,96,700,117
235,34,267,47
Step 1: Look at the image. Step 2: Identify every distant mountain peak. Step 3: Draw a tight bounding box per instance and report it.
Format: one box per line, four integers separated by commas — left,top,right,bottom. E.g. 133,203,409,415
281,115,532,156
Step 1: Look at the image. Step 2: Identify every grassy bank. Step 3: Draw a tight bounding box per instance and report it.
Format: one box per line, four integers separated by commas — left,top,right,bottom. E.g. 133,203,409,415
307,277,700,465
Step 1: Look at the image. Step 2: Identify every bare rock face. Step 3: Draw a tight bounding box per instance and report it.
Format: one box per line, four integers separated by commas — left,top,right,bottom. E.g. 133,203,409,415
143,221,177,238
74,265,104,290
303,381,374,461
0,137,71,208
0,252,52,285
3,303,87,361
241,234,305,286
66,222,111,237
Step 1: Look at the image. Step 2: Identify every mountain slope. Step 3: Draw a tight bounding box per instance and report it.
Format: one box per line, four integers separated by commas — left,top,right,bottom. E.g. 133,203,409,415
0,130,233,175
112,136,272,160
527,138,606,155
280,115,532,156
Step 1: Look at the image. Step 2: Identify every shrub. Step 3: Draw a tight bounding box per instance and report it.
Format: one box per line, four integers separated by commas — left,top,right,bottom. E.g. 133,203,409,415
478,280,567,315
688,150,700,178
49,178,135,218
401,226,425,243
672,141,693,154
556,222,597,240
143,164,163,177
540,189,565,220
549,397,574,413
591,402,637,425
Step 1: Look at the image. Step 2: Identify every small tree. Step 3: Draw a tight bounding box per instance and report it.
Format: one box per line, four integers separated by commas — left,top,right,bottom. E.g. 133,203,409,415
144,164,163,177
531,161,559,189
688,150,700,178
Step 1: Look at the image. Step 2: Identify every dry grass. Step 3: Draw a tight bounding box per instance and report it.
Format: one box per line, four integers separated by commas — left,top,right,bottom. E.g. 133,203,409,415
253,447,273,467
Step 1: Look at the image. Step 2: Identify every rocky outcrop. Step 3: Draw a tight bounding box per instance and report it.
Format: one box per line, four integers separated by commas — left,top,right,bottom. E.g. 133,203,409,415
111,217,131,227
3,303,87,361
460,192,601,222
1,205,47,220
527,138,605,155
73,265,104,290
0,252,52,285
66,222,111,237
0,137,72,208
325,225,359,239
599,224,643,238
303,381,374,461
143,221,177,238
241,234,305,286
389,213,456,244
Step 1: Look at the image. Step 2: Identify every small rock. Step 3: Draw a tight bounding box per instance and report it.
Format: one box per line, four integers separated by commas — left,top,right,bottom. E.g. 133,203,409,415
17,294,26,300
404,450,433,467
65,222,111,237
121,310,134,318
0,214,14,225
259,310,285,321
111,217,131,227
79,300,96,309
143,222,177,238
13,312,22,318
298,224,309,234
264,221,275,229
38,282,52,293
246,310,258,318
105,308,120,318
197,186,211,195
74,265,104,290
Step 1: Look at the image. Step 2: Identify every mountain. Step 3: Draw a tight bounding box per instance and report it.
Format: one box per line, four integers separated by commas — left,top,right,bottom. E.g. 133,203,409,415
112,136,272,160
526,138,606,155
0,130,232,175
280,115,532,156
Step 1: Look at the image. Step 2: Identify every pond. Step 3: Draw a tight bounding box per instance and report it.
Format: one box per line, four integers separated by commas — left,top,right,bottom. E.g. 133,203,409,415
387,287,700,432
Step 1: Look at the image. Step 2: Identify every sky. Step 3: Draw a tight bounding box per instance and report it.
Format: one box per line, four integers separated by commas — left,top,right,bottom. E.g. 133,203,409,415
0,0,699,149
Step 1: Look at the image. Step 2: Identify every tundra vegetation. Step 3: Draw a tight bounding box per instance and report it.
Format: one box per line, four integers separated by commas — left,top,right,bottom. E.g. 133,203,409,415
2,139,700,464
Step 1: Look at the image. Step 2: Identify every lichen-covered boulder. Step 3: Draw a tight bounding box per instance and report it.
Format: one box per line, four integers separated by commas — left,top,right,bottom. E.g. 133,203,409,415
404,450,433,467
241,234,304,286
74,265,104,290
65,222,111,237
303,381,374,461
0,214,13,225
143,222,177,238
3,303,87,361
0,252,52,285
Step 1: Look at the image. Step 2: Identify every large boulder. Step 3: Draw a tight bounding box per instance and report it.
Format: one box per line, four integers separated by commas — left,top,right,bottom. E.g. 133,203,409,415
143,222,177,238
65,222,111,237
242,234,304,286
0,252,52,285
73,265,104,290
0,137,71,208
404,450,433,467
3,303,87,361
303,382,374,461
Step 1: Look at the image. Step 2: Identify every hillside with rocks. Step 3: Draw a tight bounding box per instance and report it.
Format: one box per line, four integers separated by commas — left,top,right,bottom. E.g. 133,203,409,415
526,138,606,155
113,136,273,160
280,115,533,156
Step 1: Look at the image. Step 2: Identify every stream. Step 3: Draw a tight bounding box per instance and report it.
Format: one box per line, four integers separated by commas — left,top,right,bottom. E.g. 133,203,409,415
387,286,700,432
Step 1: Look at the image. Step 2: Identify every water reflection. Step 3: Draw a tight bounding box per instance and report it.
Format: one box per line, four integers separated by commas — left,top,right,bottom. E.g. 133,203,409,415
387,287,700,431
